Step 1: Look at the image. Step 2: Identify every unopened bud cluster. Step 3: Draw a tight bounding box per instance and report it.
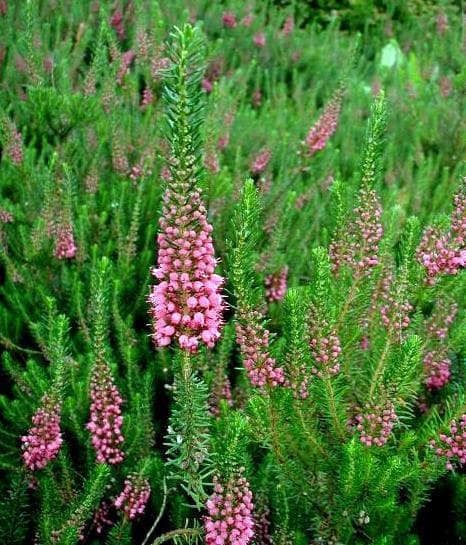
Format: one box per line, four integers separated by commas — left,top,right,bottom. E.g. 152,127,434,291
204,469,255,545
354,402,397,447
21,393,63,471
429,416,466,470
236,310,285,390
114,474,151,520
265,266,288,302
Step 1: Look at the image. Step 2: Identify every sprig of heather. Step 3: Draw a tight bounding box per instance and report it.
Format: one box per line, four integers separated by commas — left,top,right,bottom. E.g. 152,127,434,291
236,310,285,390
114,474,151,520
1,117,24,165
264,266,288,303
21,391,63,471
204,468,254,545
86,258,124,464
148,24,224,353
417,183,466,285
300,86,344,158
329,92,386,278
430,415,466,470
353,401,397,447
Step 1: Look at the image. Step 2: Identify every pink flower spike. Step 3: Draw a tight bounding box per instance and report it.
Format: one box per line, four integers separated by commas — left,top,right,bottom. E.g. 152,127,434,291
204,470,254,545
21,393,62,471
115,474,151,520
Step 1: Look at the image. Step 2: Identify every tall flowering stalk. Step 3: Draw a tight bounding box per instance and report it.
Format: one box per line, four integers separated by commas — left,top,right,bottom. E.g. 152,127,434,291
86,258,124,464
148,25,224,353
87,360,124,464
330,92,386,278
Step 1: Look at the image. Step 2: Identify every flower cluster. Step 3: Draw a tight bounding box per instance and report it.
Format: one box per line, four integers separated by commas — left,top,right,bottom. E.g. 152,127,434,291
110,9,125,40
265,266,288,302
53,223,77,260
380,297,412,332
281,16,294,37
417,229,465,285
141,86,154,109
86,360,124,464
309,331,341,378
236,310,285,390
4,120,24,165
253,32,266,48
93,502,113,534
308,308,341,377
209,373,234,417
116,50,135,85
21,393,63,471
0,209,13,223
114,474,151,520
222,11,237,28
250,147,271,175
253,501,272,545
426,300,458,340
354,402,397,447
330,186,383,277
301,90,343,157
417,188,466,284
204,469,255,545
429,415,466,470
423,350,451,390
149,183,224,352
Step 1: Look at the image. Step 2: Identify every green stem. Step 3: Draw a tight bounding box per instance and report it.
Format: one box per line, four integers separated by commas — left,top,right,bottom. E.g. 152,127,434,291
368,337,392,401
323,376,346,440
150,527,203,545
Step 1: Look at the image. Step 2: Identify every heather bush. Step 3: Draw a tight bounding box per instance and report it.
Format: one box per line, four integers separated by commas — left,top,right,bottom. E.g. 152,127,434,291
0,2,464,545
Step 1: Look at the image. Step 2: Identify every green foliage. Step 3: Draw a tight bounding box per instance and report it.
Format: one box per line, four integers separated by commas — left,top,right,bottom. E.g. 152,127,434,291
0,2,464,545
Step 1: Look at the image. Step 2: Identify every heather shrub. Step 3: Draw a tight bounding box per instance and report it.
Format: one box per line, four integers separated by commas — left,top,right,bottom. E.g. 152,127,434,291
0,2,464,545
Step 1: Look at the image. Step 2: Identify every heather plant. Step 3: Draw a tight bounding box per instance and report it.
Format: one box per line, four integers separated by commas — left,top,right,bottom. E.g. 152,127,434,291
0,2,464,545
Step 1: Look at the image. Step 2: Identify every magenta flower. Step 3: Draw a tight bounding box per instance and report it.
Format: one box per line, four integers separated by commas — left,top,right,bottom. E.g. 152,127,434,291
115,474,151,520
281,16,294,36
222,11,237,28
354,402,397,447
204,469,255,545
0,209,13,223
236,310,285,390
426,300,457,340
149,184,224,352
110,9,125,40
429,415,466,470
302,90,343,158
308,312,341,378
250,147,271,175
202,78,213,93
4,121,24,165
253,32,266,48
424,350,451,390
241,13,254,27
21,393,62,471
54,224,77,260
417,188,466,284
330,185,383,277
265,266,288,303
141,87,153,108
86,360,124,464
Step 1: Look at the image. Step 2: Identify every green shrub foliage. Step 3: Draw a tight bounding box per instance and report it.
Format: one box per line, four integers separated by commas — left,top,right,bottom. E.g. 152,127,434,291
0,2,464,545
